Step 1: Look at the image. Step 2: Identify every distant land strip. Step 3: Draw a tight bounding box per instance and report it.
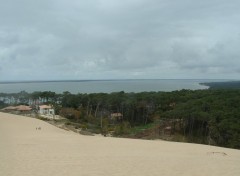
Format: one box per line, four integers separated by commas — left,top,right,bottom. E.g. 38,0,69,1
200,81,240,89
0,79,229,84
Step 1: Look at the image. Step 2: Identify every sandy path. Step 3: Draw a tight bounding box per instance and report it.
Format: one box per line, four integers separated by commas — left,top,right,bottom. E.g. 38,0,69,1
0,112,240,176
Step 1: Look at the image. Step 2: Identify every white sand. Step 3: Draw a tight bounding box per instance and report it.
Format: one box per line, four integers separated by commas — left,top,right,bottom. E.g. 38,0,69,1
0,112,240,176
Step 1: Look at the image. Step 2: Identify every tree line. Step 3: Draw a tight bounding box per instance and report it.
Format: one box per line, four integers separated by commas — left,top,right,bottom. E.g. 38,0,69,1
1,89,239,149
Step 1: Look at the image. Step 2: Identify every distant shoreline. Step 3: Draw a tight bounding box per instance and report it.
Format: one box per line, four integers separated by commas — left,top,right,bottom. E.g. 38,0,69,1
0,79,230,84
200,80,240,89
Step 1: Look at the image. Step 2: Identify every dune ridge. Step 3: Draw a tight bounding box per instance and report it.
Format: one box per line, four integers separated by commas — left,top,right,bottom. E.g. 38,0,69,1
0,112,239,176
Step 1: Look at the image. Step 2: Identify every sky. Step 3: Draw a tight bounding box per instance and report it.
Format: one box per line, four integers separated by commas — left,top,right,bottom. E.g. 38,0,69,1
0,0,240,81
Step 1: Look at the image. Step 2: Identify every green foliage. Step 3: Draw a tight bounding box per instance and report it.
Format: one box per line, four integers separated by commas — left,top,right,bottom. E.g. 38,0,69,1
130,123,155,135
160,89,240,148
114,121,131,136
60,108,81,121
202,81,240,89
101,118,109,135
1,89,240,148
0,100,6,109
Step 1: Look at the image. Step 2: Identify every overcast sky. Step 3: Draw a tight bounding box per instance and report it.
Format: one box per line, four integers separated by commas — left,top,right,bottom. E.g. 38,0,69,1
0,0,240,81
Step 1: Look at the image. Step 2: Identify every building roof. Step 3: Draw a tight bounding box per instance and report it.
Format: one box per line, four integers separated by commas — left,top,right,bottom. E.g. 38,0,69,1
1,105,32,111
111,113,123,117
39,105,52,109
2,106,18,111
164,126,172,130
15,105,32,111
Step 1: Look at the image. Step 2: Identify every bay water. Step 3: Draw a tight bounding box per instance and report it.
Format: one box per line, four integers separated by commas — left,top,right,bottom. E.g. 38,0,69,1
0,79,222,94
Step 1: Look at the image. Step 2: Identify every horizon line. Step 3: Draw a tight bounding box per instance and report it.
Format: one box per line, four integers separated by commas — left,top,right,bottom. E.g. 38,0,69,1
0,78,235,84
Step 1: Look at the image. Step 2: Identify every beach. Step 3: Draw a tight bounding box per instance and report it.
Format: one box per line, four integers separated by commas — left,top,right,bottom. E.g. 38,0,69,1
0,112,239,176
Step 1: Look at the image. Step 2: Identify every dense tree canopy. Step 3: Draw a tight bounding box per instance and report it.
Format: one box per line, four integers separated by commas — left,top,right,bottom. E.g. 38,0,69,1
1,89,239,148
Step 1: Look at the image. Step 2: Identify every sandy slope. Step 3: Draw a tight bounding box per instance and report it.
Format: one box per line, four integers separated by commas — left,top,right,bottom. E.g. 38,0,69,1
0,112,240,176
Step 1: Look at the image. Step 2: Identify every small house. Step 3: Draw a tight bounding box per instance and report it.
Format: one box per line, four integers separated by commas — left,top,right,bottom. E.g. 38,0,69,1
163,126,172,136
39,105,55,116
110,113,123,121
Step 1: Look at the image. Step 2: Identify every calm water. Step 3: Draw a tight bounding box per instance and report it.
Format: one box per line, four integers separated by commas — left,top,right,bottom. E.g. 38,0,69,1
0,79,222,94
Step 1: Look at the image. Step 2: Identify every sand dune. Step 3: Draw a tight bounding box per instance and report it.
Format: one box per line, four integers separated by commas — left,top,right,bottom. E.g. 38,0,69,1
0,112,240,176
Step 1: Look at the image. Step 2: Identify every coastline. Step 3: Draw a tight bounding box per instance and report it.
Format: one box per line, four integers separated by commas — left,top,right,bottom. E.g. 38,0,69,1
199,80,240,89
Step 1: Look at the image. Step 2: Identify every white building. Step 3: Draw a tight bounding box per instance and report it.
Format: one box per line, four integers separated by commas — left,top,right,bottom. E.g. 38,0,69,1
39,105,55,116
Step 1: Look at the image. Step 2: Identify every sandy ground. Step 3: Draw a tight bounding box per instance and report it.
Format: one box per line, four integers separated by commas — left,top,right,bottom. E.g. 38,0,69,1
0,112,240,176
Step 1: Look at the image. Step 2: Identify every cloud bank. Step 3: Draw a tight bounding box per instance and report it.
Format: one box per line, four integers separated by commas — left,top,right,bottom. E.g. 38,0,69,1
0,0,240,80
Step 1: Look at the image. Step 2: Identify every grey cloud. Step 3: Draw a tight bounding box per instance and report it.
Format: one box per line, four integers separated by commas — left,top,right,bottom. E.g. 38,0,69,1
0,0,240,80
165,33,240,73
